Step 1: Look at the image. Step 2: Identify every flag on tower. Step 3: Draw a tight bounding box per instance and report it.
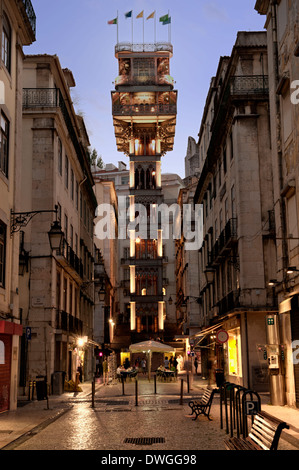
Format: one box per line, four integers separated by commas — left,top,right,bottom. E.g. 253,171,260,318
125,11,133,18
147,11,155,20
108,17,117,24
136,11,144,18
159,14,170,24
162,16,171,25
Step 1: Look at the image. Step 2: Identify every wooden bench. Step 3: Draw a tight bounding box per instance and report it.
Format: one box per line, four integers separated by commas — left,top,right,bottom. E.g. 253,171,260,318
188,388,216,421
224,410,289,450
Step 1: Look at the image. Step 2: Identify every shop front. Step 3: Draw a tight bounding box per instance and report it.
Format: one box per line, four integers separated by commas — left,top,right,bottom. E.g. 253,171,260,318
0,320,23,412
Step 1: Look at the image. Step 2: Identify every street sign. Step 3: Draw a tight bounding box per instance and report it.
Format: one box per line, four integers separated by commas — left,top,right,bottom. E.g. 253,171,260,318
216,329,229,344
267,318,274,325
25,327,31,341
245,400,259,415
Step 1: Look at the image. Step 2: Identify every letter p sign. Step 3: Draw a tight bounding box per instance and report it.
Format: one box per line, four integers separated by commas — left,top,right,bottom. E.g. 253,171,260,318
245,400,259,415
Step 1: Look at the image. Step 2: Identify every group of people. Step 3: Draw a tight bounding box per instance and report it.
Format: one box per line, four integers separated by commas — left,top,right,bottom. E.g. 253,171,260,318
164,355,178,372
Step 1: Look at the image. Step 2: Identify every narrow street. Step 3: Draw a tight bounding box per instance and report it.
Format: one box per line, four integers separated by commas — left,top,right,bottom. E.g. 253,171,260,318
2,376,298,452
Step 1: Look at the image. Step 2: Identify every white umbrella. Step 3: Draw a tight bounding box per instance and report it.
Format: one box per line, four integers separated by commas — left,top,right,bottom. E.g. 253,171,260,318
129,340,175,380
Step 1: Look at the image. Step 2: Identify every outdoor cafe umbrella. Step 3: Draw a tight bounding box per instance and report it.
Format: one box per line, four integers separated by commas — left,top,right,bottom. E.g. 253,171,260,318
129,340,175,381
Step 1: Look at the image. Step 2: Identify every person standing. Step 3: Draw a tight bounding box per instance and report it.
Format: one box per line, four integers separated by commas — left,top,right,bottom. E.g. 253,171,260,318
103,356,108,385
141,358,146,375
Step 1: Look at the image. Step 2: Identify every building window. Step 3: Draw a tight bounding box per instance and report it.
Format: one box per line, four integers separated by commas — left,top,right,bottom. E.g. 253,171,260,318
57,203,62,222
71,169,74,200
64,214,68,241
58,138,62,176
65,155,69,188
56,271,61,310
0,221,6,287
0,113,9,177
223,147,227,174
75,181,79,210
2,13,11,72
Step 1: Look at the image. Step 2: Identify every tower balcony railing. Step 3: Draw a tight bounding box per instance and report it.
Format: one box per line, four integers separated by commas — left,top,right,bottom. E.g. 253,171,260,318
115,42,173,54
230,75,269,95
115,75,174,87
112,103,177,116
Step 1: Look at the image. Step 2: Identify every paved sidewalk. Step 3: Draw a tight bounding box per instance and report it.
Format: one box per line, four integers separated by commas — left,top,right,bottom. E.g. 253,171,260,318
1,373,299,450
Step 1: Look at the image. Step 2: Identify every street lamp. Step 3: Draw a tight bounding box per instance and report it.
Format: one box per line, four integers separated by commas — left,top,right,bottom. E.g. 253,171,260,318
286,266,299,274
204,268,215,284
48,220,64,251
98,282,106,302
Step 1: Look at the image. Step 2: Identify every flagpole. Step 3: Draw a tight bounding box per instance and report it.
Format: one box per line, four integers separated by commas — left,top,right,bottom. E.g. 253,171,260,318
132,11,133,44
168,10,170,43
143,14,145,46
154,12,156,44
117,10,119,44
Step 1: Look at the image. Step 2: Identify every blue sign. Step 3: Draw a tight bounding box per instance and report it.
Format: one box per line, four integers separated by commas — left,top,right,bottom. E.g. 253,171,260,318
26,327,31,340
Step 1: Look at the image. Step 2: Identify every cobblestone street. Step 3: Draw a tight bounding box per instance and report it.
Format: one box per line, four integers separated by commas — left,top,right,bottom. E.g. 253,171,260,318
1,376,298,452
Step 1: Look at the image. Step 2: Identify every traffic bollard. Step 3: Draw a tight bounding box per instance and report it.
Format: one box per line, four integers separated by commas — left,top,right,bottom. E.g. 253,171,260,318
91,378,95,408
154,374,157,394
180,379,184,405
121,375,125,396
135,379,138,406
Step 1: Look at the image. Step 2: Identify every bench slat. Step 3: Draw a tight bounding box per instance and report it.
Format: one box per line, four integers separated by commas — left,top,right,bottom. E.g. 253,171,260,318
225,411,288,451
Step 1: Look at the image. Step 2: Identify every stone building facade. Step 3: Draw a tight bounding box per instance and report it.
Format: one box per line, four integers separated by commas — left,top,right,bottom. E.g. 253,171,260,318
0,0,36,412
193,31,276,392
255,0,299,407
19,54,97,394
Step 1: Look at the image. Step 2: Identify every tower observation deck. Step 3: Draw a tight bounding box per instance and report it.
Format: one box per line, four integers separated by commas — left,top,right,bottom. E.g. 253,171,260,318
111,40,177,339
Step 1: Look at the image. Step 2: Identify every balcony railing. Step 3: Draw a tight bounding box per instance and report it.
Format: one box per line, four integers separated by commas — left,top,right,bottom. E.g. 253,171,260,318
22,0,36,36
115,75,174,87
230,75,269,95
215,289,240,315
115,42,173,54
56,310,83,335
112,103,177,116
23,88,89,179
210,218,238,266
55,238,83,280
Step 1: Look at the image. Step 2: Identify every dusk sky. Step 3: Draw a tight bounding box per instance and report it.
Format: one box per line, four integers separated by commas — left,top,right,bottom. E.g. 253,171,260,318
25,1,266,178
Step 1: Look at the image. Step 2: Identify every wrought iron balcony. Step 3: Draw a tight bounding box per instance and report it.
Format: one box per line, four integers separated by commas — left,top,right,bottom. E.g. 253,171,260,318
210,218,238,266
56,310,83,335
215,289,240,315
23,88,89,179
21,0,36,36
112,103,177,116
55,238,83,281
230,75,269,95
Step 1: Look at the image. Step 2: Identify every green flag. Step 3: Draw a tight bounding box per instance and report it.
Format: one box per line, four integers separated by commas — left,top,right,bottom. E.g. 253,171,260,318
159,14,169,23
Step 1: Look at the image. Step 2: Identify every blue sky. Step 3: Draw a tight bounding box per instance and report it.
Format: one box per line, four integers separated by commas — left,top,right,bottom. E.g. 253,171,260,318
26,1,265,178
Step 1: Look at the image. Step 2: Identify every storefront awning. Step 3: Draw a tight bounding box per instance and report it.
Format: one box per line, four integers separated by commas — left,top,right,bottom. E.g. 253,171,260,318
191,321,225,339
